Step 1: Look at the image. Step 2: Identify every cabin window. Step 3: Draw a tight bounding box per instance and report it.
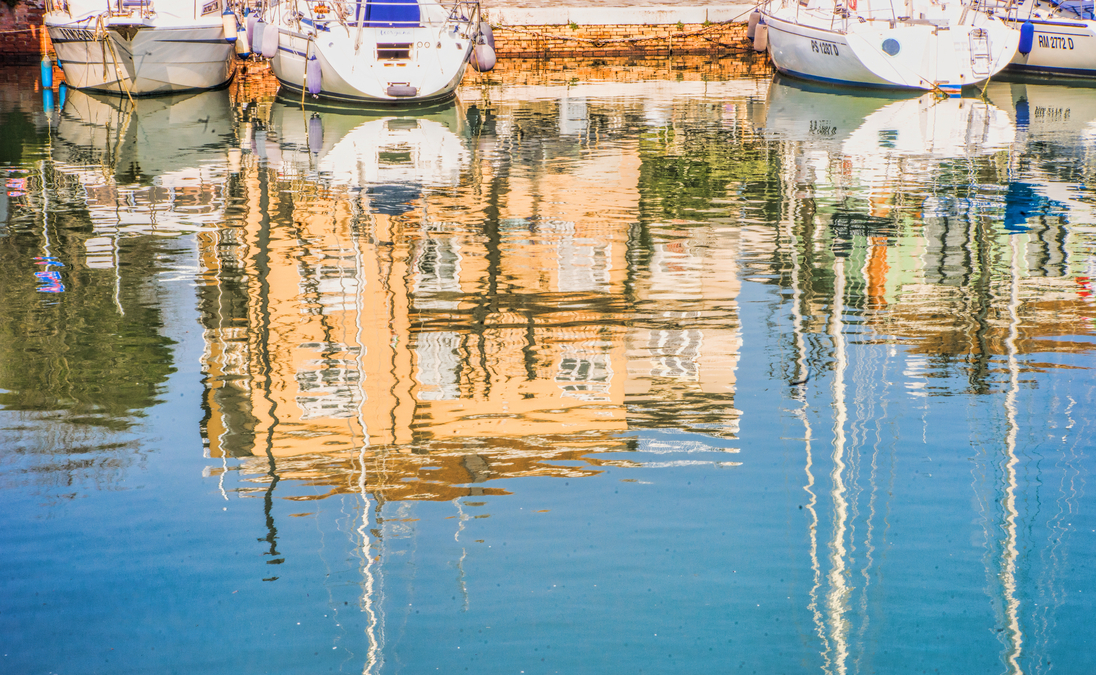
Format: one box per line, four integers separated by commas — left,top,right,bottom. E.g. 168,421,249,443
377,43,413,60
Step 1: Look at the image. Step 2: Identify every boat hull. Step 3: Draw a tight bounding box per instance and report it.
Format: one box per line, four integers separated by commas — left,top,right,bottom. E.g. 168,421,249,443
763,5,1019,91
1005,18,1096,76
270,25,472,104
765,17,883,87
46,20,234,95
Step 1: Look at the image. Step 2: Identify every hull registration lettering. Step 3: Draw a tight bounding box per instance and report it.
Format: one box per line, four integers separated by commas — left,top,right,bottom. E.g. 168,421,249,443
53,27,96,42
1035,106,1070,121
1038,35,1074,49
811,39,840,56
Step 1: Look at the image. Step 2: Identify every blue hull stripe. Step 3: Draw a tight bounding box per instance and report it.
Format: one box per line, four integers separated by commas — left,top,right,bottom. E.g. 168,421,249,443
776,66,933,90
1007,62,1096,76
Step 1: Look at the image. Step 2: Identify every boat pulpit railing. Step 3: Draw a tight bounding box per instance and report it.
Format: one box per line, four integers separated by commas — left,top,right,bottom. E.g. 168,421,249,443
961,0,1040,20
446,0,482,35
290,0,480,33
44,0,73,15
111,0,153,19
964,0,1007,13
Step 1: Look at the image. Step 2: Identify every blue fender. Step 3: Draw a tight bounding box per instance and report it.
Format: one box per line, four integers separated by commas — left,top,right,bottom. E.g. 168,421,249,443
1018,21,1035,55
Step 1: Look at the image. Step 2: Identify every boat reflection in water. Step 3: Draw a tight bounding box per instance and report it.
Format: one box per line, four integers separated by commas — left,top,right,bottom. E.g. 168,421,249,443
764,76,1095,674
987,78,1096,231
53,87,233,240
763,75,1013,187
265,97,470,202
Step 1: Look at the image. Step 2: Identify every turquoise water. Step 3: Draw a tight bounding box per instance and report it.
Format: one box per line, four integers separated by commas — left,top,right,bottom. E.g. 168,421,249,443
2,65,1095,674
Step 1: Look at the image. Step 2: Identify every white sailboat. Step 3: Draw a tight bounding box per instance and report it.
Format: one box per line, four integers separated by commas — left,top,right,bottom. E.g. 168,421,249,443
991,0,1096,77
44,0,237,95
758,0,1020,93
260,0,492,104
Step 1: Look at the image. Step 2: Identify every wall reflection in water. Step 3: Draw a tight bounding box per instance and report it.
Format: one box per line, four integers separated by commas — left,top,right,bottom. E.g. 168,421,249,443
197,82,755,504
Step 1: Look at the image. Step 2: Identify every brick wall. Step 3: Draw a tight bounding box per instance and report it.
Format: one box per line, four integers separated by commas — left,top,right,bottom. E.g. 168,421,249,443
0,0,50,64
492,22,750,58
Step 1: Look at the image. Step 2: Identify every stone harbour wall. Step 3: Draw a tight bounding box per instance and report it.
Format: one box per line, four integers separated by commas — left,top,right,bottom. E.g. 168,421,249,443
485,6,756,57
491,22,750,57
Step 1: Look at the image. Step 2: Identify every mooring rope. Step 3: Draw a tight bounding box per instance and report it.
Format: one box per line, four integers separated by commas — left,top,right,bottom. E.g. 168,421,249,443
94,13,135,103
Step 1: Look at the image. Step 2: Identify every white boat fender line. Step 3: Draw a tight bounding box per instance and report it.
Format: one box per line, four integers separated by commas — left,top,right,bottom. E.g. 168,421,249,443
236,23,251,57
262,17,279,58
253,18,267,58
747,9,760,40
471,33,495,71
246,11,258,45
306,39,322,96
478,21,494,51
222,7,237,42
753,22,768,51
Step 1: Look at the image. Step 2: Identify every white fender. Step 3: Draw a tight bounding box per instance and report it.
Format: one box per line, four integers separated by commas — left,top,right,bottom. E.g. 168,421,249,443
306,54,322,95
470,39,496,72
753,23,768,52
222,9,237,42
479,22,495,51
261,21,279,59
252,19,266,57
235,26,250,57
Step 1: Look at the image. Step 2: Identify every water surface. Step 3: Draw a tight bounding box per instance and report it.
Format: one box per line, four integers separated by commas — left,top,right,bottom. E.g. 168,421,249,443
2,63,1095,674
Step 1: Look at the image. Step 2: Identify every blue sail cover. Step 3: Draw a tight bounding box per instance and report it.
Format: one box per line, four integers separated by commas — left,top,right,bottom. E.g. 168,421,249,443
366,0,421,27
1051,0,1094,18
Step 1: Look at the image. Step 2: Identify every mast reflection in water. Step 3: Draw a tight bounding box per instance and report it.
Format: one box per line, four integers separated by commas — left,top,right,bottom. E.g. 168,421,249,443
0,62,1094,675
